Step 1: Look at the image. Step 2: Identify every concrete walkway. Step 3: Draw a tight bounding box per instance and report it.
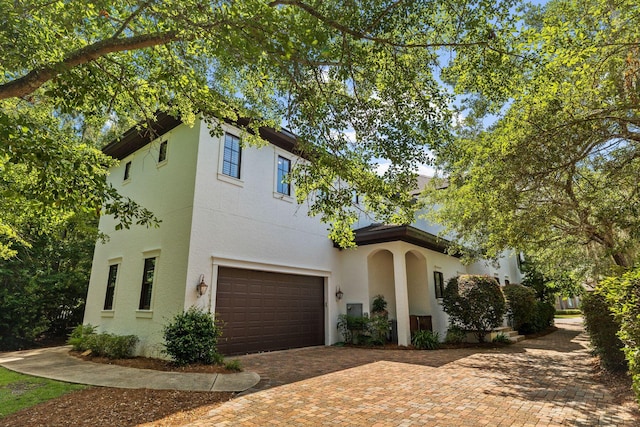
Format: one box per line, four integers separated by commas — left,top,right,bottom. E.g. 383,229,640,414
0,346,259,392
183,319,638,426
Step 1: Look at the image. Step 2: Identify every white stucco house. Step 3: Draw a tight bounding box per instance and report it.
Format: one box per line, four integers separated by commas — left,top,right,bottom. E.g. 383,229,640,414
83,114,524,356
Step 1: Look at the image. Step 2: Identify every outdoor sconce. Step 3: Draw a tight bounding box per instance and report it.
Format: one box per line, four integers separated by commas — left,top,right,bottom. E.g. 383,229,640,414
335,287,344,300
196,274,208,297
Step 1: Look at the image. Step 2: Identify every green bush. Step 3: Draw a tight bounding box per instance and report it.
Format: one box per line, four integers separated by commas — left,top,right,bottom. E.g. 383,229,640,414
224,359,242,372
503,283,536,333
163,307,223,366
442,275,506,343
337,314,389,346
601,269,640,400
86,333,138,359
444,325,467,344
368,314,390,345
555,309,582,315
581,291,627,372
67,325,138,358
412,330,440,350
492,333,512,344
67,324,97,351
530,301,555,333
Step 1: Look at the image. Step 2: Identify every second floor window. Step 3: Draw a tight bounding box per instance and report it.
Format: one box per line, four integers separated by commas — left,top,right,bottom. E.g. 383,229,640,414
124,161,132,181
277,156,291,196
139,257,156,310
158,140,168,163
103,264,118,310
222,133,241,178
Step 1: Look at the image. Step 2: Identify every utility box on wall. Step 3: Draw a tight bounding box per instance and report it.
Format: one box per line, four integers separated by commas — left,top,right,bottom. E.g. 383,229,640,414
346,303,363,318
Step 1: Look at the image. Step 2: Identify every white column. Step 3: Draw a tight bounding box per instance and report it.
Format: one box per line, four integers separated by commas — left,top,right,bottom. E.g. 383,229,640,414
392,248,411,346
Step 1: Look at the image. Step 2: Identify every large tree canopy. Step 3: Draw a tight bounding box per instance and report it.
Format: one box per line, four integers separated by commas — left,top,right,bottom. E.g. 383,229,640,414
425,0,640,277
0,0,522,256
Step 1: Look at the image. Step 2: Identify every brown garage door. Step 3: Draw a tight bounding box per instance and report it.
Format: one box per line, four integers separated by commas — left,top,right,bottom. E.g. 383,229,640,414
215,267,325,355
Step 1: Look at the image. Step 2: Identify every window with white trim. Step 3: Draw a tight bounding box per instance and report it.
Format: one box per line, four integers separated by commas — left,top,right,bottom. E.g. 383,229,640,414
158,140,168,163
277,155,291,196
138,257,156,310
222,133,241,179
434,271,445,299
124,161,132,181
103,264,118,310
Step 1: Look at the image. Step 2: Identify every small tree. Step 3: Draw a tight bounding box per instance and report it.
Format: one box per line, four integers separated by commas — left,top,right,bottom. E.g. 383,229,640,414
163,307,223,366
442,275,506,343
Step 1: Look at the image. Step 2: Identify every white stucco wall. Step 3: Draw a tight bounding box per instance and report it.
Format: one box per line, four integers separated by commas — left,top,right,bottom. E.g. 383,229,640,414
84,123,200,356
84,117,526,354
183,121,343,345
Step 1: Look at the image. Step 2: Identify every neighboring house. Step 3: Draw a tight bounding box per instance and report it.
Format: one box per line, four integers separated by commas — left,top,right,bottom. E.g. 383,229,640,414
83,114,524,356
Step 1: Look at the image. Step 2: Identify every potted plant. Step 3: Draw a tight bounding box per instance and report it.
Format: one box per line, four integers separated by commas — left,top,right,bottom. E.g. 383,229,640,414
371,294,388,318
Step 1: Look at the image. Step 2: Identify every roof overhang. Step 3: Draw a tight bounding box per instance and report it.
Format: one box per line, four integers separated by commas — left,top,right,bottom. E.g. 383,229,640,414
344,224,460,257
101,112,303,160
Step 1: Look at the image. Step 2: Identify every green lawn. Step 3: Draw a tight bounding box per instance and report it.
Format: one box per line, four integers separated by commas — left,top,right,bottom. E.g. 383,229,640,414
0,366,86,418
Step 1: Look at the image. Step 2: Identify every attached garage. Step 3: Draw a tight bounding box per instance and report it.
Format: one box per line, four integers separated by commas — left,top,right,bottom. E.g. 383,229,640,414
215,267,325,355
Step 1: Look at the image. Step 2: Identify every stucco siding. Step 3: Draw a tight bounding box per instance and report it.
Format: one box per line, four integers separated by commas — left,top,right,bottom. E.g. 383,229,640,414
84,122,200,356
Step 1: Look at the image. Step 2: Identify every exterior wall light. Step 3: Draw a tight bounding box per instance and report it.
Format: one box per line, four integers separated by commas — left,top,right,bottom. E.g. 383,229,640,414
335,287,344,300
196,274,208,297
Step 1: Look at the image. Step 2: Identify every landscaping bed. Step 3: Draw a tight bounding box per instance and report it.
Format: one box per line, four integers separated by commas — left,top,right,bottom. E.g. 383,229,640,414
69,351,238,374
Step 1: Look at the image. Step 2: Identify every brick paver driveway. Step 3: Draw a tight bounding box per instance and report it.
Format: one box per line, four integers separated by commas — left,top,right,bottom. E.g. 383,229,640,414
186,320,638,426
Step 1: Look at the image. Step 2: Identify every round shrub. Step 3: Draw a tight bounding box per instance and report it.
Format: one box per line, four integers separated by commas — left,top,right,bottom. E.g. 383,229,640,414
503,283,536,333
581,291,626,372
163,307,223,366
442,275,506,342
530,300,555,333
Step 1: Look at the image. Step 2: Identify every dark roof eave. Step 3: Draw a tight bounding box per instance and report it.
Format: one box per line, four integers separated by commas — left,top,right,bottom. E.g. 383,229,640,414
102,113,304,160
338,225,460,257
102,112,182,160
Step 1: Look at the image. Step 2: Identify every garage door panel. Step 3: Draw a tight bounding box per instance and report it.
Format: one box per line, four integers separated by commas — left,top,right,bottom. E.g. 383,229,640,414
216,267,325,355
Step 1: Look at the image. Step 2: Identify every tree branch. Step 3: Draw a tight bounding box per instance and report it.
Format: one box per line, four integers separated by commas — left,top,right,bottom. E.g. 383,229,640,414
0,31,178,100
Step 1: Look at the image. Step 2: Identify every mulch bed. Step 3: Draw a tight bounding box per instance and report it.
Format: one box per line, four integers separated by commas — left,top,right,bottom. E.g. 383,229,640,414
69,351,236,374
1,387,233,427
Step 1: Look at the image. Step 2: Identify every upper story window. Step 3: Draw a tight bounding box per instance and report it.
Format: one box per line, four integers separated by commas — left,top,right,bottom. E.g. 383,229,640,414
103,264,119,310
139,257,156,310
222,133,241,179
434,271,444,299
124,161,132,181
277,156,291,196
158,140,168,163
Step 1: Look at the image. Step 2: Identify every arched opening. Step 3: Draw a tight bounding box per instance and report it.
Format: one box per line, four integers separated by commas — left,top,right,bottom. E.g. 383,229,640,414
406,250,430,316
367,249,396,319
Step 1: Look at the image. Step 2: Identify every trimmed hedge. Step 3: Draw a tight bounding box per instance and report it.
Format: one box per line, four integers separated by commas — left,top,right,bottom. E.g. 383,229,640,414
503,283,536,333
601,269,640,401
67,324,138,359
442,275,506,342
581,291,627,372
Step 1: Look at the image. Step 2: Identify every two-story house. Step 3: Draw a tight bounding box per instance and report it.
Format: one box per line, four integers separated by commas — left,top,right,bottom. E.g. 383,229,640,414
83,114,523,356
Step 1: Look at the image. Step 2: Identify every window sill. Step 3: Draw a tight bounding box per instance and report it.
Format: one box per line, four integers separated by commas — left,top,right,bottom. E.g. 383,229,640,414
135,310,153,319
217,173,244,187
101,310,115,318
273,192,294,203
157,159,168,169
